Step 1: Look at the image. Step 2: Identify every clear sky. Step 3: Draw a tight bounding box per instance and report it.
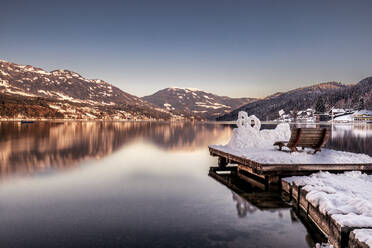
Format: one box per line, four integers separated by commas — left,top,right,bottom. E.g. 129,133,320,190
1,0,372,98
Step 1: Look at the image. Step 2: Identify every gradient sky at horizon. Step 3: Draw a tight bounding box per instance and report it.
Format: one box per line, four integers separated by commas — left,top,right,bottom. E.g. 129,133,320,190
1,0,372,98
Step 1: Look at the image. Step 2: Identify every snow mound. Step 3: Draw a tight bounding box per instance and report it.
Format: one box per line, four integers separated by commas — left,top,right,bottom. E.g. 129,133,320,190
284,171,372,227
227,111,291,149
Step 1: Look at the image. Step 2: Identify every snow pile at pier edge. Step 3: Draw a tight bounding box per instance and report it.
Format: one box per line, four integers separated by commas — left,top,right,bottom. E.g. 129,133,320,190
352,229,372,246
284,171,372,227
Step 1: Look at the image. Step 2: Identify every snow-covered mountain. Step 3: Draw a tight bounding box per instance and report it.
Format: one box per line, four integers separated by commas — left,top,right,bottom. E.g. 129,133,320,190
142,87,256,119
217,79,372,121
0,59,173,120
0,60,143,104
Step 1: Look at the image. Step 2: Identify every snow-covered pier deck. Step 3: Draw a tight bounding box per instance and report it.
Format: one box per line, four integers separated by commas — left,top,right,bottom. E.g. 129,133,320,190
282,172,372,248
209,112,372,184
209,145,372,184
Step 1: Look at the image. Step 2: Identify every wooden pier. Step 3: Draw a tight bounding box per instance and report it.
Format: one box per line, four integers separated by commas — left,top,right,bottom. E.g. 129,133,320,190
282,179,372,248
209,146,372,185
209,146,372,247
209,147,372,248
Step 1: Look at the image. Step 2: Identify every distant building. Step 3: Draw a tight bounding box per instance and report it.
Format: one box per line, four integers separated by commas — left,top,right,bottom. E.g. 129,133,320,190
306,108,315,116
353,110,372,122
296,108,315,122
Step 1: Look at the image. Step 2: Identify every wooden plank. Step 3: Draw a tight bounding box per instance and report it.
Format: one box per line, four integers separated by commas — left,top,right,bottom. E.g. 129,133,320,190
298,186,309,212
281,180,292,202
237,172,267,190
281,180,292,194
300,131,327,135
259,164,372,172
296,137,327,142
300,138,325,142
292,184,300,202
307,201,332,237
291,128,302,148
317,129,330,150
209,147,263,170
238,164,265,179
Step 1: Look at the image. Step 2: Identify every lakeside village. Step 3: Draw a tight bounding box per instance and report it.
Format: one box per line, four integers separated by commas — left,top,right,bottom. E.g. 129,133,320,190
276,108,372,123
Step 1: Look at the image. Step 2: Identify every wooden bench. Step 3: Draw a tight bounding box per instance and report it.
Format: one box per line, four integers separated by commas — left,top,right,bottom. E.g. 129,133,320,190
273,128,330,154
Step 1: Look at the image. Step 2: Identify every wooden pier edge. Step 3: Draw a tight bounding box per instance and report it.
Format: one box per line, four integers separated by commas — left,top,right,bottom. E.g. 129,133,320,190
282,179,372,248
209,146,372,178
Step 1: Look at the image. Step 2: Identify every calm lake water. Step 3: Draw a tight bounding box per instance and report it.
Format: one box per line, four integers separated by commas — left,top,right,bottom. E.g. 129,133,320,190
0,121,371,248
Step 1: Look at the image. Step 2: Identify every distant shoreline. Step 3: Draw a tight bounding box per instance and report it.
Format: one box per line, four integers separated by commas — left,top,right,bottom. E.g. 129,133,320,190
0,118,180,122
1,119,369,125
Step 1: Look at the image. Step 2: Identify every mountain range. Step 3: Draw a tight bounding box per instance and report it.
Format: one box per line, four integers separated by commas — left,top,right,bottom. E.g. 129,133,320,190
1,59,371,121
0,59,257,120
142,87,255,119
0,59,173,120
217,78,372,121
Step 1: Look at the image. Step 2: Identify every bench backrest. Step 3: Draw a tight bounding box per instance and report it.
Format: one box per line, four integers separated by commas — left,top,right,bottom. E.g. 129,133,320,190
287,128,330,149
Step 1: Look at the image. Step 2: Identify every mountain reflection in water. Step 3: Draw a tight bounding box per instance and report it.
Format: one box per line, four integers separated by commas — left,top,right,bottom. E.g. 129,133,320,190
1,121,371,180
0,122,232,179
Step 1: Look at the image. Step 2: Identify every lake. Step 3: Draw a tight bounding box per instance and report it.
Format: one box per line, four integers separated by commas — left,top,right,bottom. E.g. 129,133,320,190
0,121,371,248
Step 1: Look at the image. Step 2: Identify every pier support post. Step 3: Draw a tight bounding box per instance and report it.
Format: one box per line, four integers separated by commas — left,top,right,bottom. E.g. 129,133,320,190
218,156,227,168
